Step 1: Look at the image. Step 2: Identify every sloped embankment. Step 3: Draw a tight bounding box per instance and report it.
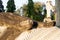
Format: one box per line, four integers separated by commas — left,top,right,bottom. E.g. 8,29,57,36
0,12,55,40
0,12,33,40
15,27,60,40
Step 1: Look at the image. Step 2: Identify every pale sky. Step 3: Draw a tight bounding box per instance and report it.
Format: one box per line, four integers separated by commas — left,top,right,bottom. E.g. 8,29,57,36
2,0,55,10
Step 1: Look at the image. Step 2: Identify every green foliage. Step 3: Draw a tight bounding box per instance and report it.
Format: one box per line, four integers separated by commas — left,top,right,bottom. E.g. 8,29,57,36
0,0,4,12
6,0,16,12
27,0,43,21
34,6,43,22
51,13,55,20
22,4,28,16
34,13,44,22
22,1,44,21
27,0,35,19
43,9,47,19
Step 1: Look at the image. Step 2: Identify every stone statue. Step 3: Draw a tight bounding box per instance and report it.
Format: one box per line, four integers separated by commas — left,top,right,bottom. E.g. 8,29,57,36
46,0,53,18
44,0,54,22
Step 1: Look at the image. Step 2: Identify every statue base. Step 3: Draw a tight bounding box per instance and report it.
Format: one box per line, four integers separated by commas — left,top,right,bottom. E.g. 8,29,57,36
44,17,52,23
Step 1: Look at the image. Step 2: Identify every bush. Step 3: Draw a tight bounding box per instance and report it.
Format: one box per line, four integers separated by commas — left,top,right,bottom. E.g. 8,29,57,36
51,13,55,20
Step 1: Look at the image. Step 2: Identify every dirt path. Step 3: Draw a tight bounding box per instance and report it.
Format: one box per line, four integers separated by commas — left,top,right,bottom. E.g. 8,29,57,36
0,27,21,40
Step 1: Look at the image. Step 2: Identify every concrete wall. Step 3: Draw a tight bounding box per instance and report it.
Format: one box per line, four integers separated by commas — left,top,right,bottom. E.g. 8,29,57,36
55,0,60,27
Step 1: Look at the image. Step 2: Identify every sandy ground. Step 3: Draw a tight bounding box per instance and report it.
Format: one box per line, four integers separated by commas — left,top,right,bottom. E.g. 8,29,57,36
15,27,60,40
0,26,7,38
0,26,60,40
0,27,21,40
0,13,33,40
0,13,58,40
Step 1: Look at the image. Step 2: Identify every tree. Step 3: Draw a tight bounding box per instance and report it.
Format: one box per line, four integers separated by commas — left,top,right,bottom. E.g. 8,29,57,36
23,4,28,16
34,3,43,21
27,0,35,19
51,12,55,20
22,2,43,21
43,4,47,19
6,0,16,12
0,0,4,12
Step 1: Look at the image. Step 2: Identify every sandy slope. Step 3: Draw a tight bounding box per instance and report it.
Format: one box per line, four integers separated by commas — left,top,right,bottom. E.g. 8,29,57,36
15,27,60,40
0,26,7,38
0,13,57,40
0,13,33,40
